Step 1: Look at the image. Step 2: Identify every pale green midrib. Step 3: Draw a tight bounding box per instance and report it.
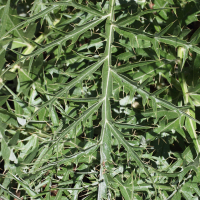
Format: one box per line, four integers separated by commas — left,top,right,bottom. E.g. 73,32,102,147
101,0,115,146
98,0,115,199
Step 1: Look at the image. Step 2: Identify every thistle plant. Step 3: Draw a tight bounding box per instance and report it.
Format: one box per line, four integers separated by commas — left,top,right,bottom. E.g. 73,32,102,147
0,0,200,199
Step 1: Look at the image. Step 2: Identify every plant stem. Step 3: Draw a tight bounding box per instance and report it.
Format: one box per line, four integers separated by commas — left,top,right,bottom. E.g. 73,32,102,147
180,73,189,104
178,48,200,153
98,0,115,199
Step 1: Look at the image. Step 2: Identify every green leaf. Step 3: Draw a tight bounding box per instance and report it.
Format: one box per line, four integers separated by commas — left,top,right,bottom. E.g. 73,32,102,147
114,176,133,200
0,5,60,40
116,8,173,26
111,70,200,126
9,173,38,197
0,184,21,200
0,0,11,37
27,57,106,123
1,1,200,199
40,99,103,160
45,0,105,17
108,122,157,194
114,60,159,73
35,143,99,172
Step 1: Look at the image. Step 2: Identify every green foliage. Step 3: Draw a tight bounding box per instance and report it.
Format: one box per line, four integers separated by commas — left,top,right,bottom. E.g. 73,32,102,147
0,0,200,199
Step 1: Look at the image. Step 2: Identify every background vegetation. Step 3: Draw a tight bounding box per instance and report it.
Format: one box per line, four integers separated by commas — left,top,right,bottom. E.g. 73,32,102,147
0,0,200,199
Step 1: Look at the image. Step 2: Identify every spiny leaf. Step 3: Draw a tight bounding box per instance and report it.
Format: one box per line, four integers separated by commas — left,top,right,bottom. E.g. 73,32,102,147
2,1,200,199
9,173,38,197
26,57,106,123
45,0,105,17
39,99,103,159
115,26,200,55
23,17,106,59
108,122,157,195
111,70,200,125
114,60,160,73
116,8,173,26
113,122,152,130
34,143,99,173
0,5,60,40
154,21,175,37
0,0,11,38
0,184,21,200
